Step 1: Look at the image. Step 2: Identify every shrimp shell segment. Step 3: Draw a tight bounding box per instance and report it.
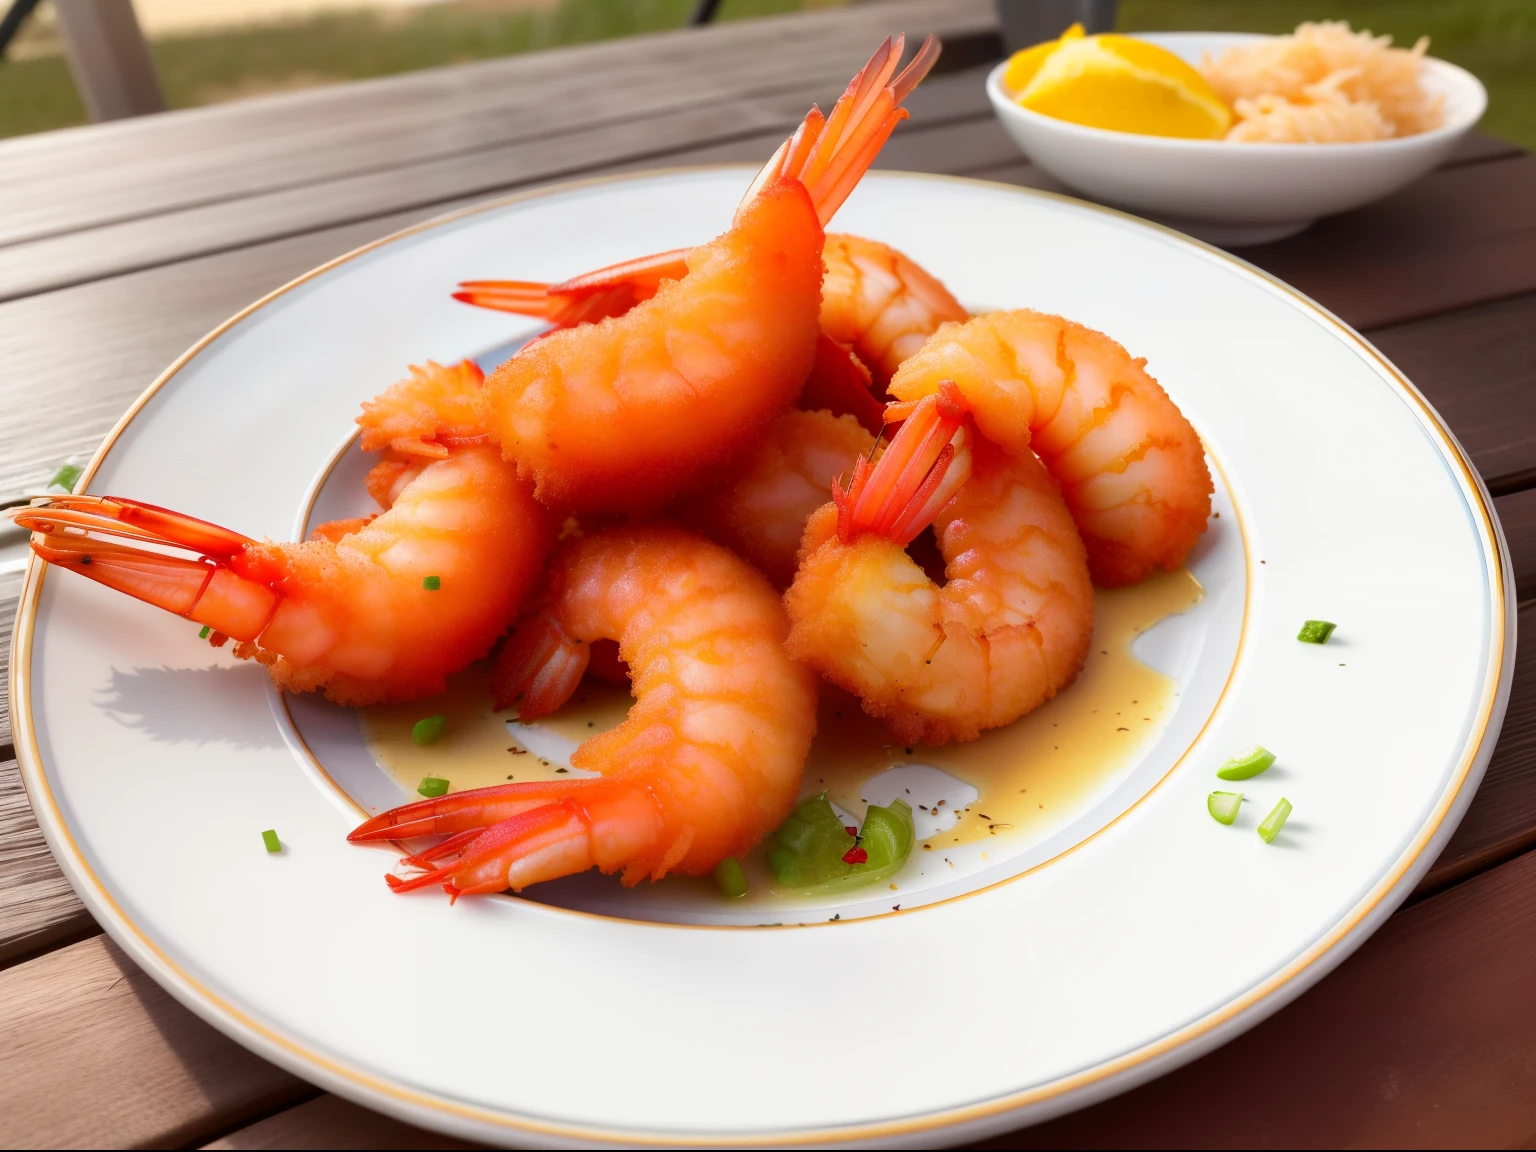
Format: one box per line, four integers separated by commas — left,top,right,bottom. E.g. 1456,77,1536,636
888,310,1213,587
787,436,1093,746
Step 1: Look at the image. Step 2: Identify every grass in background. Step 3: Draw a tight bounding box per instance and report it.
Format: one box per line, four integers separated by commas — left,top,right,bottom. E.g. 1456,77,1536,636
0,0,1530,147
0,0,834,138
1118,0,1535,148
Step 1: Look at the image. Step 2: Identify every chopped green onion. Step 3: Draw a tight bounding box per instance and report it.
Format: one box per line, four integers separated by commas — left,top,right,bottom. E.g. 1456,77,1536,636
422,575,441,591
199,625,211,639
1258,798,1292,843
261,829,281,853
713,857,748,899
417,776,450,798
767,792,915,894
1216,744,1275,781
1297,620,1336,644
411,715,446,746
48,463,82,491
1207,791,1243,825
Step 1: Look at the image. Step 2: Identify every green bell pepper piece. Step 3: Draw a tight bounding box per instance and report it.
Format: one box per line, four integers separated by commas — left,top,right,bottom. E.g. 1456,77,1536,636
767,792,915,894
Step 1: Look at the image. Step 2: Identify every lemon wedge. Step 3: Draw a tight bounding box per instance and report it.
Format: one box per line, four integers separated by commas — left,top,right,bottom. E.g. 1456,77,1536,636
1003,24,1232,140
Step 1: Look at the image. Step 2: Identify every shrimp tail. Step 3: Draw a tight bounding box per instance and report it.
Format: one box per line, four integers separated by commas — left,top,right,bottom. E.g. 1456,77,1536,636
546,248,691,302
382,802,584,897
451,279,562,317
454,249,690,324
16,499,282,640
15,495,251,555
490,609,590,719
455,35,941,324
348,778,594,841
401,827,485,867
834,381,972,545
740,33,941,225
359,778,669,895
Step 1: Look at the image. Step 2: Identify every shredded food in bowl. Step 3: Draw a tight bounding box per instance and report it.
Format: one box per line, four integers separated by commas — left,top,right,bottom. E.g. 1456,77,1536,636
1202,21,1445,144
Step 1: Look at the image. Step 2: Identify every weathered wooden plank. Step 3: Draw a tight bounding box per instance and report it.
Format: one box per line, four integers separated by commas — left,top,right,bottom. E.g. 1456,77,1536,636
0,570,18,751
1242,154,1536,331
942,155,1072,194
0,59,999,303
0,205,457,502
986,844,1536,1150
41,84,1520,320
1416,598,1536,897
1495,486,1536,605
0,93,810,301
0,934,312,1148
0,87,1009,501
203,1094,479,1151
1366,292,1536,493
873,106,1025,181
2,570,94,966
1446,131,1526,168
0,754,92,969
0,0,996,251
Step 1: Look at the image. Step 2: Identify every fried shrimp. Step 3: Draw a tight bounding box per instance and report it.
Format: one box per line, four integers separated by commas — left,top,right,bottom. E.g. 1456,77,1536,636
886,310,1212,587
682,408,875,587
478,181,823,514
469,38,940,516
785,386,1093,745
349,524,818,897
819,233,969,388
18,363,553,706
460,232,966,396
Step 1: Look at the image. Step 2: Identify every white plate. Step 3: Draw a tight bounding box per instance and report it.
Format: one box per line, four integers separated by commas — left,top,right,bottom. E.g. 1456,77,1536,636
11,169,1512,1146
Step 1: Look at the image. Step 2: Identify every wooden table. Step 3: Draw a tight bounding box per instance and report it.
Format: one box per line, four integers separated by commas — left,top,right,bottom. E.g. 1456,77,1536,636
2,1,1534,1145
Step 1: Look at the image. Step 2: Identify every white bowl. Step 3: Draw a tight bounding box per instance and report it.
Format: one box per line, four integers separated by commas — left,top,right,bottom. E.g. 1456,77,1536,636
986,32,1488,245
